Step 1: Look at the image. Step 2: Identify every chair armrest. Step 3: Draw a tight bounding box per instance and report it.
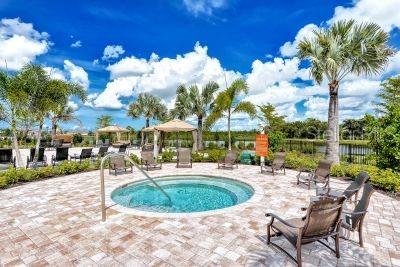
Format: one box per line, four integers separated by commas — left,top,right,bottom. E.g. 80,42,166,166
265,213,302,228
342,210,368,216
300,207,307,211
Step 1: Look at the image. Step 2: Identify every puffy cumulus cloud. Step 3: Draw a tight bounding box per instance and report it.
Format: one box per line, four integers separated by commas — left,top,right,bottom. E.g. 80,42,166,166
0,18,50,71
70,40,82,48
43,66,66,81
386,51,400,75
328,0,400,32
63,60,90,90
93,76,139,109
102,45,125,61
182,0,227,16
246,57,306,94
93,42,241,109
68,100,79,111
279,24,319,57
303,97,329,120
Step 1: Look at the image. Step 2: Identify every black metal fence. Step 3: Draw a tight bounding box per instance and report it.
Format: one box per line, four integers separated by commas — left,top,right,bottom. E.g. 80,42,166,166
284,139,375,165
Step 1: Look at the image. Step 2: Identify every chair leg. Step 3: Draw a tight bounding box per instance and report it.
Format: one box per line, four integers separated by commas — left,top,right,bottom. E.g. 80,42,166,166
358,229,363,247
335,233,340,258
266,225,271,244
296,244,302,267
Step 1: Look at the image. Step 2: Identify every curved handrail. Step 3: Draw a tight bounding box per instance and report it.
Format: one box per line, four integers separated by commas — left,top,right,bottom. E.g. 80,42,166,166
100,152,172,221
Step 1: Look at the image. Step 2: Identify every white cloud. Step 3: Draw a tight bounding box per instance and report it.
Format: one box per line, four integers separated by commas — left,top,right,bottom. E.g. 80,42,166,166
182,0,227,16
63,60,90,90
94,42,241,109
328,0,400,32
68,100,79,111
43,67,66,80
0,18,50,71
102,45,125,61
70,40,82,48
279,24,319,57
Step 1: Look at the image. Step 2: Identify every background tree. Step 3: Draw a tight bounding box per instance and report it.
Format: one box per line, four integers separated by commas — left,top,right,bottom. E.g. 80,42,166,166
298,20,394,164
0,70,28,167
205,78,256,150
96,115,113,129
370,75,400,171
258,103,286,132
127,92,167,143
173,81,219,150
49,106,82,145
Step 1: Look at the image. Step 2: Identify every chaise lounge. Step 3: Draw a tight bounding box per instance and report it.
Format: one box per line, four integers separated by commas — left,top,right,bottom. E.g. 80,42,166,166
26,147,47,168
176,148,192,168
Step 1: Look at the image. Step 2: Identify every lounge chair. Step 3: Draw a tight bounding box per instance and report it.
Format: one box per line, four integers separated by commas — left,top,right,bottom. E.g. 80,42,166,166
341,183,374,247
53,139,63,148
266,196,346,267
94,146,109,158
96,139,105,147
297,159,332,189
260,152,286,175
26,147,47,168
0,148,15,170
70,148,94,163
118,144,127,154
316,171,370,202
176,148,192,168
51,147,69,166
109,155,133,175
141,151,162,171
217,150,238,169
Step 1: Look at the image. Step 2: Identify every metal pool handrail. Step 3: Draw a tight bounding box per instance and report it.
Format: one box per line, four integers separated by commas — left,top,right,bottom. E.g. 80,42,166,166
100,152,172,222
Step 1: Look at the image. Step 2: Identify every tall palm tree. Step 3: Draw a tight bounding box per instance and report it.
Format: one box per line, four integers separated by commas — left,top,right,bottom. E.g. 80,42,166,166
96,115,113,129
298,20,394,164
49,106,82,144
172,81,219,150
205,78,256,150
127,93,167,142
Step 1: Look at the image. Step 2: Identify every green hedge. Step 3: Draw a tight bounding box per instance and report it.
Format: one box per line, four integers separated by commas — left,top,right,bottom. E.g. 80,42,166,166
0,160,99,189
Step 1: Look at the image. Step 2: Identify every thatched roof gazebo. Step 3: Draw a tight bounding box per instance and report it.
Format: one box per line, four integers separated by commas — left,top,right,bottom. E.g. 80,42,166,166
96,125,130,145
141,119,197,156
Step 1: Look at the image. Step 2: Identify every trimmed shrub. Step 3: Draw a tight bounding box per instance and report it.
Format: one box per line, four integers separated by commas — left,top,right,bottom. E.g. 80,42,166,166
72,133,83,145
161,149,174,162
129,154,140,164
192,151,205,162
246,142,254,150
207,149,226,162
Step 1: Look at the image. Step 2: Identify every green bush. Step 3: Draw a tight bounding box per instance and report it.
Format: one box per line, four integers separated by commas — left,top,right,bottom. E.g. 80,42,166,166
72,133,83,145
268,131,285,152
207,142,216,149
161,149,174,162
246,142,254,150
237,141,244,149
284,151,320,170
207,149,226,162
192,151,205,162
129,154,140,164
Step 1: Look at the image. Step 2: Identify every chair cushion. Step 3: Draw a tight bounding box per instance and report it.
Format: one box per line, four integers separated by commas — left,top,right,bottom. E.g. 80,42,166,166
271,218,305,245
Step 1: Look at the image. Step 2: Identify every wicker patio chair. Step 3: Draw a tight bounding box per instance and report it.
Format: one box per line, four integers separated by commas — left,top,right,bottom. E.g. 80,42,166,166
217,150,238,169
141,151,162,171
297,159,333,189
70,148,94,163
260,152,286,175
51,147,69,166
176,148,192,168
26,147,47,168
266,196,346,267
0,148,15,170
341,183,374,247
316,171,370,202
109,154,133,175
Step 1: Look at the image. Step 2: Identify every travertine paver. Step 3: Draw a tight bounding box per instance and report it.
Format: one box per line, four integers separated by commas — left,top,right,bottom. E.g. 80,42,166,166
0,159,399,266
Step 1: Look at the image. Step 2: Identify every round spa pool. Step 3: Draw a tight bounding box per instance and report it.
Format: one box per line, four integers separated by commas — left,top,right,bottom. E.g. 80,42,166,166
111,175,254,213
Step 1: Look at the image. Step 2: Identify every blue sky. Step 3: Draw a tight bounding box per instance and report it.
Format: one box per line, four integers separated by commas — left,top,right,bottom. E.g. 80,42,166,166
1,0,400,131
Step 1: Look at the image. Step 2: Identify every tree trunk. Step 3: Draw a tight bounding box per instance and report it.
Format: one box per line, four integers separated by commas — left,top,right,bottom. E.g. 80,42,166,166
197,115,203,150
34,121,43,162
326,82,340,164
11,120,22,168
144,118,150,143
51,117,57,146
228,109,231,150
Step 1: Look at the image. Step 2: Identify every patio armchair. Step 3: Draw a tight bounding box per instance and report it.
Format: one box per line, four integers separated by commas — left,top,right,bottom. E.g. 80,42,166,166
109,154,133,175
260,152,286,175
26,147,47,168
176,148,192,168
266,196,346,267
316,171,370,202
217,150,238,169
0,148,15,170
341,183,374,247
297,159,332,190
141,151,162,171
51,147,69,166
70,148,94,163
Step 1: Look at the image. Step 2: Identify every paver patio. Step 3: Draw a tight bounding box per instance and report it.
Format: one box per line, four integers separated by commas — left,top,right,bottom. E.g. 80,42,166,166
0,161,399,266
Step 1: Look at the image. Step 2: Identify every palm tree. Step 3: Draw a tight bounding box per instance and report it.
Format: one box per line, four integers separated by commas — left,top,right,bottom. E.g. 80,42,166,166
172,81,219,150
298,20,394,164
127,93,167,142
96,115,113,129
205,78,256,150
49,106,82,144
